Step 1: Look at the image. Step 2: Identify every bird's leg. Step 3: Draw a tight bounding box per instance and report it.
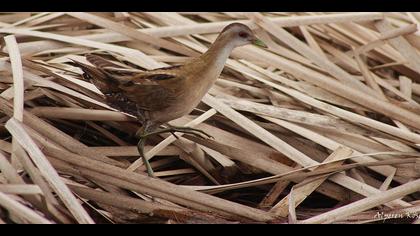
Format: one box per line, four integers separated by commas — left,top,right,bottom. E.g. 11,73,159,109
138,126,213,142
135,123,213,178
136,134,155,178
141,127,207,140
165,124,214,140
135,121,156,178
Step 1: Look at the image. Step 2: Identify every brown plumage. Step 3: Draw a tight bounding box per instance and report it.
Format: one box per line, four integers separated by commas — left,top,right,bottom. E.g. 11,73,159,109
71,23,266,177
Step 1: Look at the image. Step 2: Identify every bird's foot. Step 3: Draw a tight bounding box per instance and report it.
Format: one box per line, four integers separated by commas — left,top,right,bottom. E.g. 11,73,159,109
166,125,214,140
134,125,214,178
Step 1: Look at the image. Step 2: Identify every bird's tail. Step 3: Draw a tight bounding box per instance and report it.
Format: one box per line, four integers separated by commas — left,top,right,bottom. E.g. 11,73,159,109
68,57,118,94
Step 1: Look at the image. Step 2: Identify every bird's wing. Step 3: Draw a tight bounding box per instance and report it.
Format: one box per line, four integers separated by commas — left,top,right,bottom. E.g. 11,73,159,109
85,54,147,84
119,79,176,111
72,54,183,111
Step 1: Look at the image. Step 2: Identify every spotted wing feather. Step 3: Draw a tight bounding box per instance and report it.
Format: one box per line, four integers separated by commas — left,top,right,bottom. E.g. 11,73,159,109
72,54,181,114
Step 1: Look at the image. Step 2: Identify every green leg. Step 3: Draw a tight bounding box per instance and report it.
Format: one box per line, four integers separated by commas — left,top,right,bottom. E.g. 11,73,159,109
165,125,214,139
136,126,213,178
137,134,155,178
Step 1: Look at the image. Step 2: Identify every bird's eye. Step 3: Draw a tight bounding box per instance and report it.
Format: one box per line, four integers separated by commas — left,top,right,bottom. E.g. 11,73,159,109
239,32,248,38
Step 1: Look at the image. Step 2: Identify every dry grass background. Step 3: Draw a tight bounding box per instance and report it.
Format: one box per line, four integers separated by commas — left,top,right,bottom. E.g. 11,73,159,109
0,12,420,224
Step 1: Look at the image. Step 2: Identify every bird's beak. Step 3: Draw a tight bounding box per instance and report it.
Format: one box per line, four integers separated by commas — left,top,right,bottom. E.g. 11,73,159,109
252,37,268,48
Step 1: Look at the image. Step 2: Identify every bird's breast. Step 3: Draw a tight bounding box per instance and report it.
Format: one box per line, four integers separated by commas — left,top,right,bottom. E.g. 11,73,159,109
151,70,220,123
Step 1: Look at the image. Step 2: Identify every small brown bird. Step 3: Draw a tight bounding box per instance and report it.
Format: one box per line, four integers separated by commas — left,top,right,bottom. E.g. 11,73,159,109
71,23,266,177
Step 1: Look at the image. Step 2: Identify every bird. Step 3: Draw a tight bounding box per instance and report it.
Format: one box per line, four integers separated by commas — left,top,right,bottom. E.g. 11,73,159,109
70,23,267,177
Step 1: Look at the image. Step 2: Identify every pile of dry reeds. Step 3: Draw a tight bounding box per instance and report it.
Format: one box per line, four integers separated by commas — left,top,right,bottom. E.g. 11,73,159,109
0,12,420,224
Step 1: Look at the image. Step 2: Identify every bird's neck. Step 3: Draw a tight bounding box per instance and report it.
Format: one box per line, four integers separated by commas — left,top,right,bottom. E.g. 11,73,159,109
199,35,236,76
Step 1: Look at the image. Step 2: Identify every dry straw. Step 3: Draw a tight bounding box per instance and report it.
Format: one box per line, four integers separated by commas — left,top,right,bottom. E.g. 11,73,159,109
0,12,419,224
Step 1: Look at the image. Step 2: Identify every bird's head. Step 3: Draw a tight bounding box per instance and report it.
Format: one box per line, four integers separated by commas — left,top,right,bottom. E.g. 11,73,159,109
219,23,267,48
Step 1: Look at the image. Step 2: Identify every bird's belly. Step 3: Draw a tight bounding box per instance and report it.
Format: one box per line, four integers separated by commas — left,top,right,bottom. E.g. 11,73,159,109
151,80,215,124
151,94,203,123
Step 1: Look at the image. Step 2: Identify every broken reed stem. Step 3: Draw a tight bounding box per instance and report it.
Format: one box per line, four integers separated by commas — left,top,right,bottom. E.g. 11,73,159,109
0,184,43,195
0,97,126,168
236,61,420,144
5,118,95,224
4,35,24,121
203,95,410,207
127,108,217,171
270,146,353,217
29,107,136,121
4,35,24,170
0,191,52,224
42,145,276,222
68,184,233,223
302,178,420,223
1,12,419,224
67,12,199,57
